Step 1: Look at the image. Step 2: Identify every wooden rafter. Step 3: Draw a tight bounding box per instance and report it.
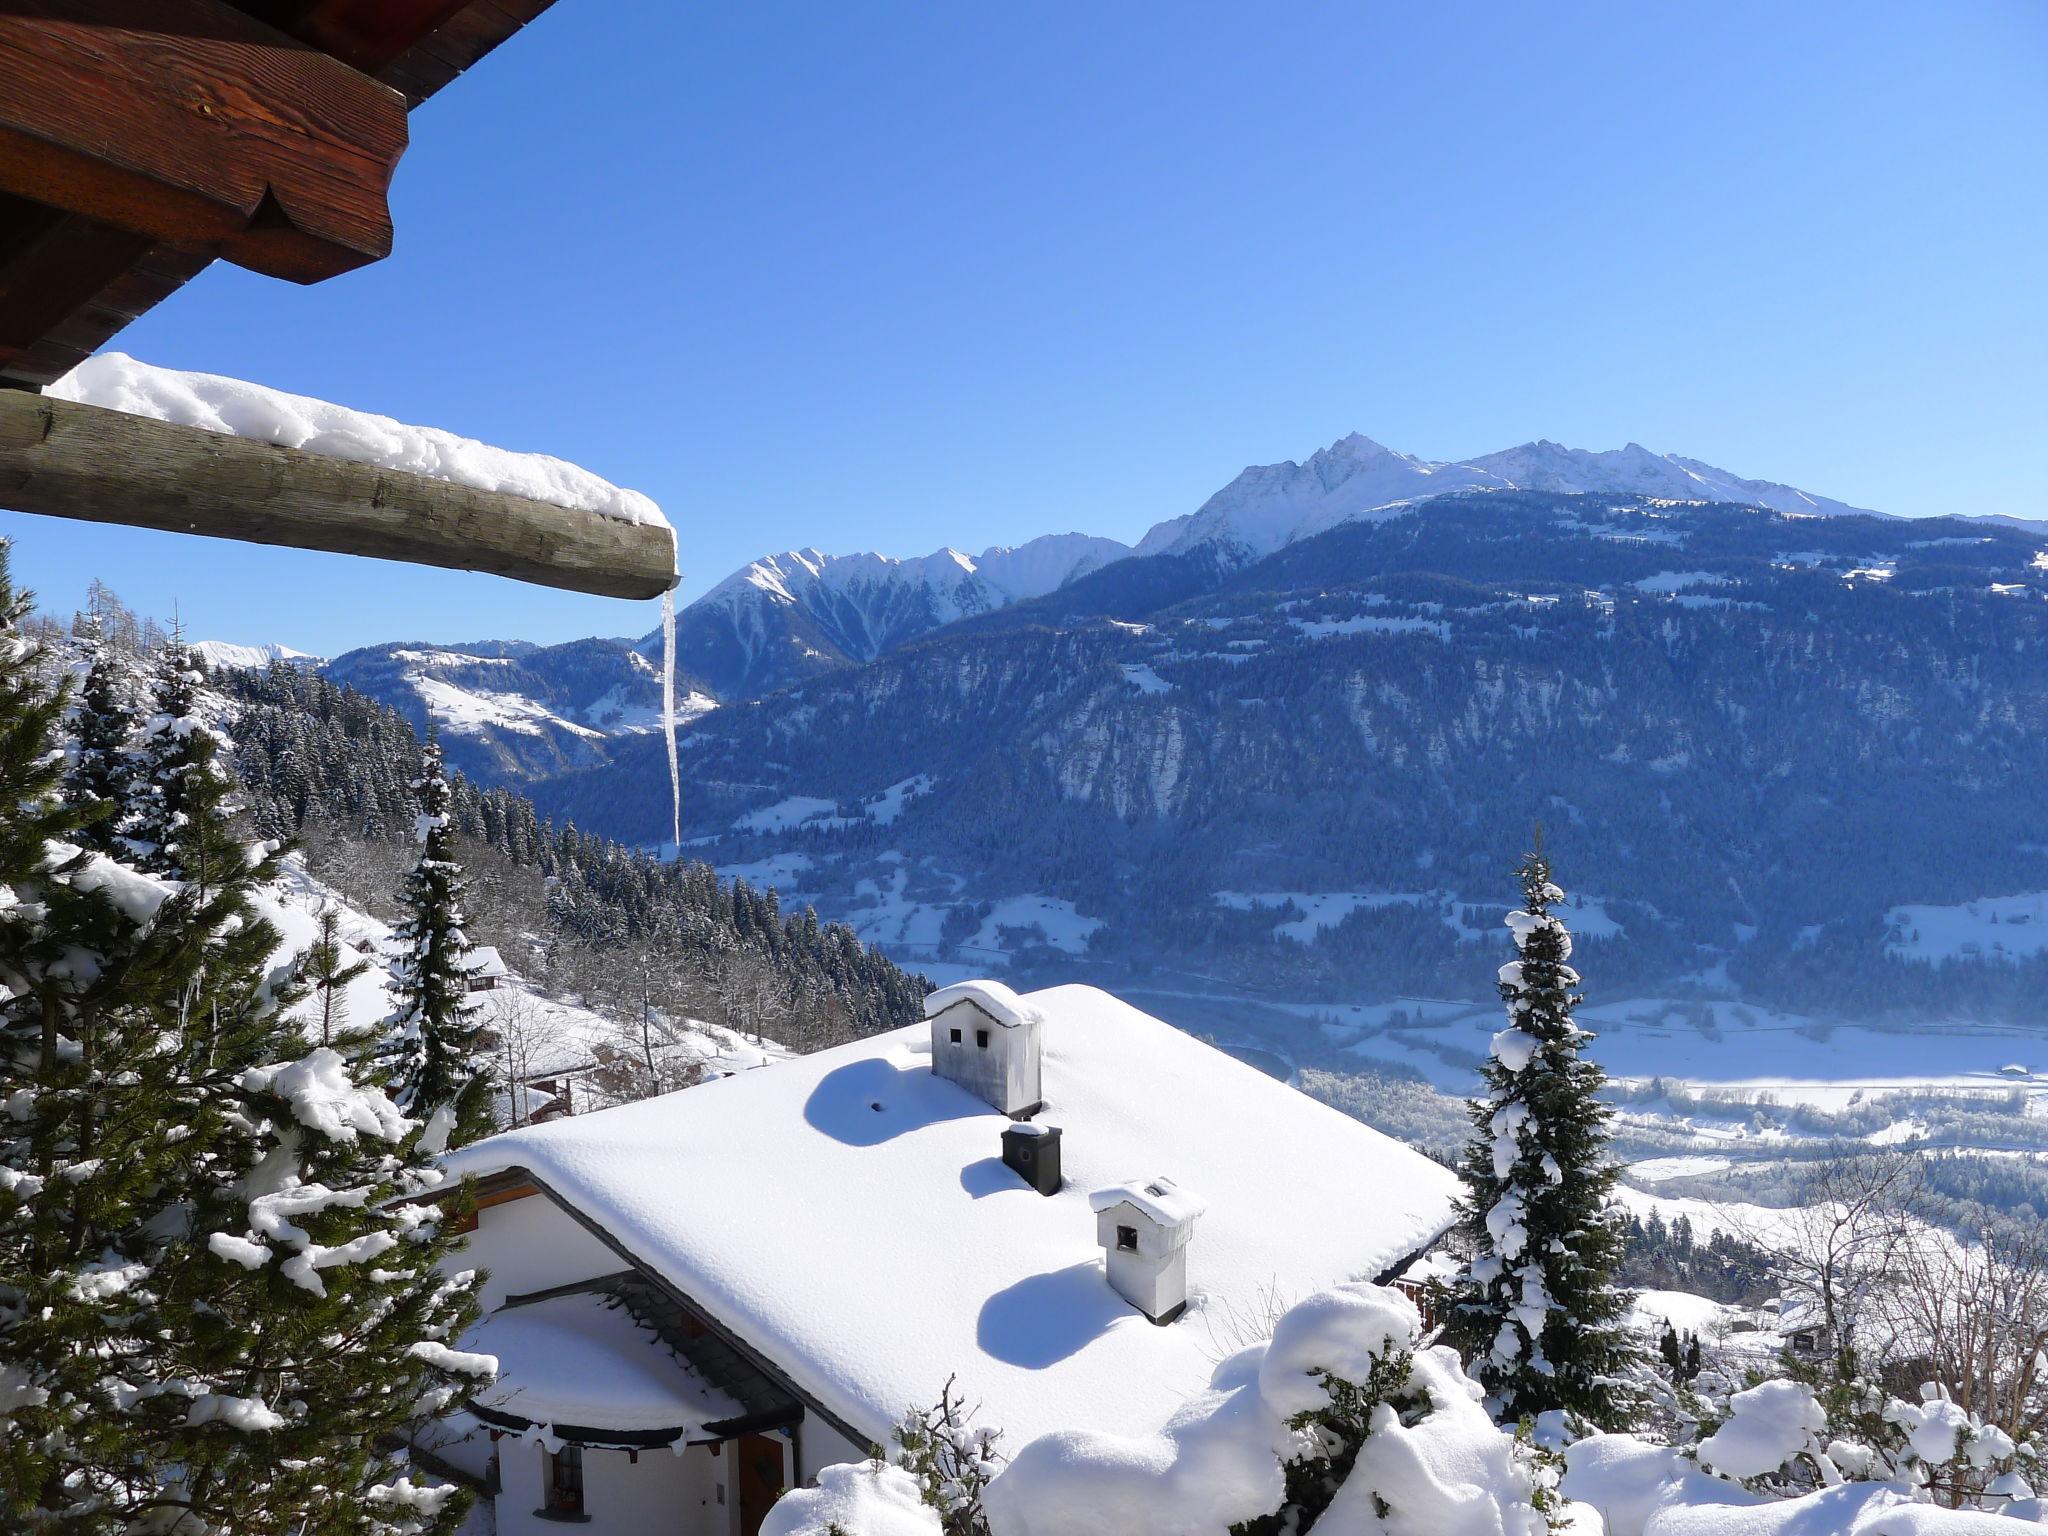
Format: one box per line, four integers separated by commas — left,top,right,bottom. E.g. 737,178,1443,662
0,0,410,283
0,0,557,388
0,390,676,600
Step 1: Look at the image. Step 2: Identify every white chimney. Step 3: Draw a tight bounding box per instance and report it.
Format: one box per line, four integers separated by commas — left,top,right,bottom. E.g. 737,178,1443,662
1091,1176,1206,1325
925,980,1044,1117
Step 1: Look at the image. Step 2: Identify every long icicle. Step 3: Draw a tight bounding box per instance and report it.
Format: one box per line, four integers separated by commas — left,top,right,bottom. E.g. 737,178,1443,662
661,583,681,854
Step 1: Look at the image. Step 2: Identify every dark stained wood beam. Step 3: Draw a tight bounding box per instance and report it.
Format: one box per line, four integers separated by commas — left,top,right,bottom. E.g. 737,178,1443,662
0,199,154,379
0,391,678,600
231,0,475,72
0,0,409,284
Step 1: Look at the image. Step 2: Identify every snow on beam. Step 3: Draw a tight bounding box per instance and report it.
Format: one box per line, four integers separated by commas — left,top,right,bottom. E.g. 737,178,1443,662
0,390,677,600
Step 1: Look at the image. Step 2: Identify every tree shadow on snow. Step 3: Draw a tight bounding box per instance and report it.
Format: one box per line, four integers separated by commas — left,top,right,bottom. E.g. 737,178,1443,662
802,1057,985,1148
977,1262,1120,1368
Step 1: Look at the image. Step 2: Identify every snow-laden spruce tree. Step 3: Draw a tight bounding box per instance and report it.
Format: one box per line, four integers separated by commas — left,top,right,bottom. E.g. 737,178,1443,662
1444,848,1639,1428
127,628,243,891
305,900,376,1050
62,610,147,854
0,543,490,1533
382,738,492,1145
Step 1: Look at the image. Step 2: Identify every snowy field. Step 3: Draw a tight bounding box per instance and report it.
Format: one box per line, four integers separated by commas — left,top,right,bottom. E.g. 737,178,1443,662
1885,890,2048,965
1302,994,2044,1107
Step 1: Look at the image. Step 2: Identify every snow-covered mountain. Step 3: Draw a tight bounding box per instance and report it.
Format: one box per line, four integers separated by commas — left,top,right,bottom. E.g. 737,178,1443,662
668,533,1129,698
318,637,715,784
1132,432,1879,563
193,640,321,672
209,428,1887,787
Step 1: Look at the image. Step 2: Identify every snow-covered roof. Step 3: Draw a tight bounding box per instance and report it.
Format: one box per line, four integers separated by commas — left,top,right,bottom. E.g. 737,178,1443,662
464,945,509,979
442,983,1460,1448
467,1291,741,1440
1089,1175,1207,1229
923,978,1042,1030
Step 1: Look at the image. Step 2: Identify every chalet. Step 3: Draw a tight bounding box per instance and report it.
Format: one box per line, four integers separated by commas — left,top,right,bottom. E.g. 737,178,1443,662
465,945,510,993
423,979,1461,1536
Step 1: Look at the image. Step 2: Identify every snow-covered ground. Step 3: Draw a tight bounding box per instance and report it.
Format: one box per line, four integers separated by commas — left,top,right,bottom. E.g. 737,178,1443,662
264,857,775,1097
1217,890,1625,945
1885,891,2048,965
1301,993,2043,1111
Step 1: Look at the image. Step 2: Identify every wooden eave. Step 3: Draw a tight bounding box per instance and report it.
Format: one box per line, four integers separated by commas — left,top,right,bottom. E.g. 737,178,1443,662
0,0,558,390
0,0,680,603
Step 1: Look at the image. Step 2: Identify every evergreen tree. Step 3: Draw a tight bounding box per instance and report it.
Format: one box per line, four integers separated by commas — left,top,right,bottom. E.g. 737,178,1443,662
383,739,491,1145
2,543,490,1532
305,900,376,1049
127,629,244,891
61,612,145,854
1444,847,1639,1426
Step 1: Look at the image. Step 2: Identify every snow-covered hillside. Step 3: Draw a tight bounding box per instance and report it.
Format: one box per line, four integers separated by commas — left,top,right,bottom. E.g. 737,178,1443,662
264,855,776,1110
1133,431,1878,563
314,637,715,784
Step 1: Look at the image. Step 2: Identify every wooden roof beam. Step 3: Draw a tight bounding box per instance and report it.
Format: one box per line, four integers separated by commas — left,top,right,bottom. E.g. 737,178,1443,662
0,0,408,284
0,390,677,600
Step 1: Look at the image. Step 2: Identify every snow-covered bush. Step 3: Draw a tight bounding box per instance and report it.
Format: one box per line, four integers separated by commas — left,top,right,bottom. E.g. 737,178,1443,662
1562,1373,2043,1536
979,1281,1568,1536
761,1460,943,1536
1694,1380,1829,1482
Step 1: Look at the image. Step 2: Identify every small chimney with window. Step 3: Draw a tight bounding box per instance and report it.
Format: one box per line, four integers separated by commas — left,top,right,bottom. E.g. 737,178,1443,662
925,980,1044,1117
1090,1176,1206,1324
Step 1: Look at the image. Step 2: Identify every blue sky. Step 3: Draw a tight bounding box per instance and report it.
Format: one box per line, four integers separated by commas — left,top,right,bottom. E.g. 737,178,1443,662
7,0,2044,654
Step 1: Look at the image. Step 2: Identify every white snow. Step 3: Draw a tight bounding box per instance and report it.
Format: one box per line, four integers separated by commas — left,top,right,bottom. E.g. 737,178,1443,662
1133,432,1876,563
241,1048,410,1144
466,1291,739,1436
926,978,1044,1030
762,1461,941,1536
1695,1379,1826,1480
185,1394,287,1432
1562,1433,2026,1536
1885,892,2048,966
1254,1283,1419,1418
191,640,321,672
51,353,671,530
705,536,1128,659
988,1289,1556,1536
409,675,605,741
1088,1175,1207,1229
733,795,843,834
1119,663,1174,694
867,774,936,826
967,895,1104,956
441,984,1460,1450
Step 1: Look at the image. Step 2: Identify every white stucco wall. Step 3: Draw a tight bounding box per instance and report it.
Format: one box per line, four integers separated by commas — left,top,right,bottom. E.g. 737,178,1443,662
494,1436,726,1536
797,1417,870,1485
459,1188,621,1312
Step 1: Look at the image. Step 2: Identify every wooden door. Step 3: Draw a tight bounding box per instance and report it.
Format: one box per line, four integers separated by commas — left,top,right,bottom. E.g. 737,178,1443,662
734,1433,786,1536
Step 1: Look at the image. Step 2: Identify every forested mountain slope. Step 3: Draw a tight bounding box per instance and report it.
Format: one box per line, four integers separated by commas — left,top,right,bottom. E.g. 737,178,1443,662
219,665,929,1050
527,492,2048,1020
